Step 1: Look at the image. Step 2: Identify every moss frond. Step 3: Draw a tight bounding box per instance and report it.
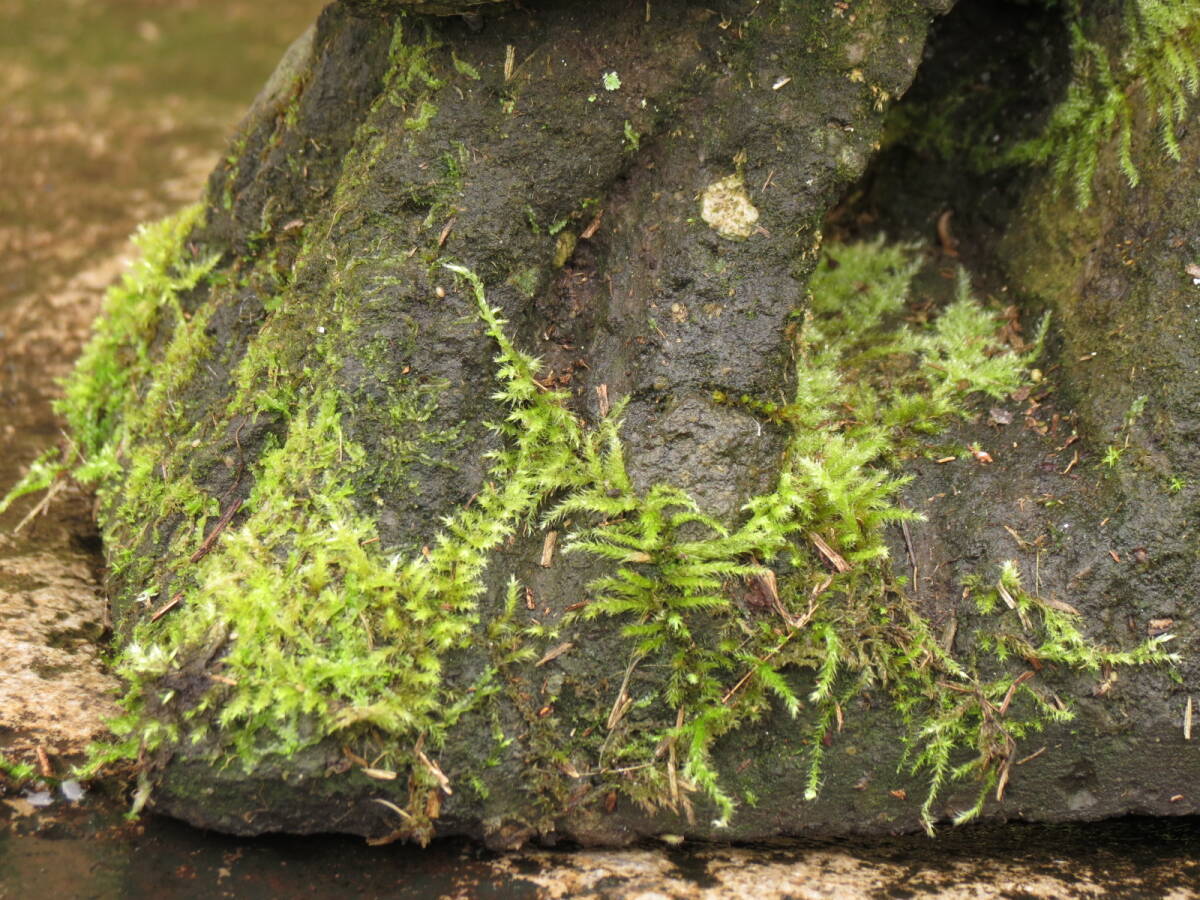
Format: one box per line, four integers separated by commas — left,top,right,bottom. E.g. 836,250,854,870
1012,0,1200,207
24,234,1169,836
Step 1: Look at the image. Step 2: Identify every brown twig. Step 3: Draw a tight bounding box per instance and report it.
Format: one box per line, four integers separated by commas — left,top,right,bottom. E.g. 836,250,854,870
808,531,850,572
1016,746,1047,766
581,210,604,240
998,670,1036,716
150,592,183,623
190,498,244,564
535,641,574,668
36,746,53,778
539,531,557,568
722,627,801,704
901,520,918,598
13,480,65,534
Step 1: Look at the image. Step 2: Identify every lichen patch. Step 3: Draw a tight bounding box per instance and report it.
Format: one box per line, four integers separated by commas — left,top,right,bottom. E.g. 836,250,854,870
700,174,759,240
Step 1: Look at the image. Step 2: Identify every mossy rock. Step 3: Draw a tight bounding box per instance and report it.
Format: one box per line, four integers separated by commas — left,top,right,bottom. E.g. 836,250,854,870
37,0,1200,847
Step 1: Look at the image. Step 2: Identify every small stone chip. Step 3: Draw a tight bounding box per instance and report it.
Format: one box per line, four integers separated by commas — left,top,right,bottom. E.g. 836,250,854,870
700,174,759,240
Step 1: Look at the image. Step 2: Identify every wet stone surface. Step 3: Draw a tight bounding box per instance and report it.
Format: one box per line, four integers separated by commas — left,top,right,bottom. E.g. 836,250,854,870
3,800,1200,899
3,0,1200,897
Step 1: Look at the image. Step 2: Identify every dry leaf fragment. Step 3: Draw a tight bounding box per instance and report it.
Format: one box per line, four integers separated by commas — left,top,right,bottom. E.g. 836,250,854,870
997,582,1017,610
989,407,1014,426
1003,525,1031,549
997,581,1032,631
1041,597,1081,615
371,798,415,822
940,613,958,652
540,531,558,567
581,210,603,240
607,688,632,730
595,383,610,416
1093,667,1118,697
1061,450,1080,475
361,767,398,781
936,209,959,256
535,642,575,667
996,757,1013,801
36,746,53,778
808,531,850,572
755,569,780,603
416,748,453,795
1148,618,1175,636
2,798,35,817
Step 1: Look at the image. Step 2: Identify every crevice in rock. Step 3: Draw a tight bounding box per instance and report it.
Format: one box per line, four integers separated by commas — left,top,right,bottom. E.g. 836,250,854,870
828,0,1070,276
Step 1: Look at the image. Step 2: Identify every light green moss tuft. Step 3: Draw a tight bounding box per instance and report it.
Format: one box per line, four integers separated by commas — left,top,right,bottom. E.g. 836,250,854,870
540,240,1168,831
58,205,217,467
1011,0,1200,207
16,227,1176,836
1,205,217,517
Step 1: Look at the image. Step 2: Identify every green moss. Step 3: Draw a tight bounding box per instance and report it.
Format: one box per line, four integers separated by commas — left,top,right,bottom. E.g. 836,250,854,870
0,754,37,784
451,50,480,81
70,255,596,838
1011,0,1200,207
0,448,67,517
57,205,217,466
509,265,542,298
1,204,219,528
219,135,249,212
404,99,439,132
21,226,1176,837
357,375,463,497
532,240,1168,831
384,19,443,132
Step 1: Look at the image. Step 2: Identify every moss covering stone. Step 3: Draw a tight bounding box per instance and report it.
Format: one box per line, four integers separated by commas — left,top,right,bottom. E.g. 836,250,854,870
7,0,1199,847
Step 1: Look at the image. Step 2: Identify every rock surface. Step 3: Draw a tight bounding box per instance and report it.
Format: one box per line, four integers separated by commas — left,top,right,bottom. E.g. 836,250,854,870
65,0,1200,848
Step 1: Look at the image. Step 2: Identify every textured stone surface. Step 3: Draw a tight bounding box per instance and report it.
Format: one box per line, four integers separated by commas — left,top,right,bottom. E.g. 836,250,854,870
77,0,1200,848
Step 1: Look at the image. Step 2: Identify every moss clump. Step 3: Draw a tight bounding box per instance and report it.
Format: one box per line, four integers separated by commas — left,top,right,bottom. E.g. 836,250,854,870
536,240,1172,831
1011,0,1200,207
0,205,217,523
66,206,216,472
9,223,1177,837
384,20,443,131
0,754,37,784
